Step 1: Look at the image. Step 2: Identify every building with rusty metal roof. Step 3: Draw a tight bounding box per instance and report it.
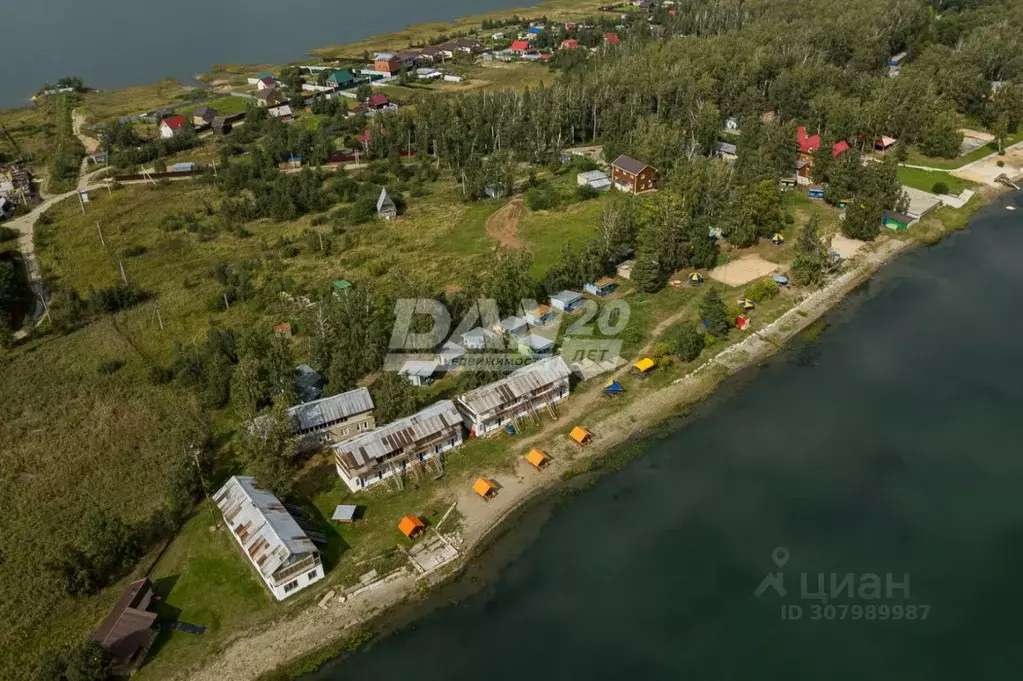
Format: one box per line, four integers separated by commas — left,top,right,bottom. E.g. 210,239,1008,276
332,400,464,492
250,387,375,454
213,476,324,600
456,356,571,437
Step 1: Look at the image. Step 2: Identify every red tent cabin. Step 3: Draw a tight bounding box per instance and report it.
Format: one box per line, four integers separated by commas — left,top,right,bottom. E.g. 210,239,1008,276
367,94,391,109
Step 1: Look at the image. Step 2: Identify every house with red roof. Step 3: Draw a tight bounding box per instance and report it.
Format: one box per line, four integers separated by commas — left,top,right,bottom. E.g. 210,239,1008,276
367,93,391,109
832,140,850,158
510,40,532,54
159,115,188,139
560,38,579,50
604,32,621,45
796,126,821,154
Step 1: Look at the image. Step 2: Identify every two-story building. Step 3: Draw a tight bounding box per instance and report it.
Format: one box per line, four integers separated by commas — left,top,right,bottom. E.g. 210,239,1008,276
332,400,465,492
456,356,572,437
214,476,325,601
611,155,657,193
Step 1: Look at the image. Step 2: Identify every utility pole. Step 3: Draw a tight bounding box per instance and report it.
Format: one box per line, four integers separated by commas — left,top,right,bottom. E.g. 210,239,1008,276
77,191,86,215
119,261,128,285
223,292,230,310
96,221,106,248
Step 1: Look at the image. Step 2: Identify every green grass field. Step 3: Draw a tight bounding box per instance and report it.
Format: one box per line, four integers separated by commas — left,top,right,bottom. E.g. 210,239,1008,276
904,129,1023,170
897,166,978,194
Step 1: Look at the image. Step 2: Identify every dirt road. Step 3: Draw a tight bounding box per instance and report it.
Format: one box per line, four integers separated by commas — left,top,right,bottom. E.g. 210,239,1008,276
485,197,523,248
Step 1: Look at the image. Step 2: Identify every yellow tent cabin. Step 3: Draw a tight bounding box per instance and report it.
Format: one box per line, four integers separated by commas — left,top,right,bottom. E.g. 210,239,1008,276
569,426,593,445
398,514,426,539
632,357,655,376
526,448,550,470
473,477,497,500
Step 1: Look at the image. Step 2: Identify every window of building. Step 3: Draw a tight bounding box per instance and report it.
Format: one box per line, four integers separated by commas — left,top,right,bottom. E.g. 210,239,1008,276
307,569,319,581
284,580,299,593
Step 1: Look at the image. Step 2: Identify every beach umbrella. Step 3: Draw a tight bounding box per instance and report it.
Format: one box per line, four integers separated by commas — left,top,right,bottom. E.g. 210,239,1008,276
772,233,785,245
773,274,789,286
737,298,756,309
689,272,704,284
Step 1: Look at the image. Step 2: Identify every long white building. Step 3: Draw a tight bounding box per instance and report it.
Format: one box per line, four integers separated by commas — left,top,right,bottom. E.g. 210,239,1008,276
214,476,324,601
332,400,464,492
456,356,572,437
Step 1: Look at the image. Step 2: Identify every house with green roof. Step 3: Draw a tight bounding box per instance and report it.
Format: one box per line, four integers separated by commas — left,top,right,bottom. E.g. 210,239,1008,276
327,70,356,88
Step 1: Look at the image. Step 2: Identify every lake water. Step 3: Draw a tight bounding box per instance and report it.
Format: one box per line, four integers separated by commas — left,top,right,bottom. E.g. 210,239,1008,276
305,194,1023,680
1,0,528,109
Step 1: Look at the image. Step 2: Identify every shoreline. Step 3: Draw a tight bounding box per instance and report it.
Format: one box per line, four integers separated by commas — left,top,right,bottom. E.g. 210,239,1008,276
181,190,1019,681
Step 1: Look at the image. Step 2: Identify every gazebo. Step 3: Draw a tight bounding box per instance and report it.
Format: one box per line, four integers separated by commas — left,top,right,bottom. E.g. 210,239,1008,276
397,515,425,540
569,426,593,446
473,477,497,500
525,449,550,470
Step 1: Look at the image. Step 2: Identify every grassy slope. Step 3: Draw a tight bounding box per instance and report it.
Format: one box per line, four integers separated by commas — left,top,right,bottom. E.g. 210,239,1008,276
897,166,978,194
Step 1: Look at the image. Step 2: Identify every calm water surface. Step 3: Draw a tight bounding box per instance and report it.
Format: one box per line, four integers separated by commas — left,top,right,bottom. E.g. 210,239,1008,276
307,194,1023,681
2,0,527,109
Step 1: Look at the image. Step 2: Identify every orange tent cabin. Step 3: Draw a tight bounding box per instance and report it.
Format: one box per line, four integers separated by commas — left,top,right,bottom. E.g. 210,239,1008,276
473,477,497,500
569,426,593,446
526,448,550,470
397,514,425,539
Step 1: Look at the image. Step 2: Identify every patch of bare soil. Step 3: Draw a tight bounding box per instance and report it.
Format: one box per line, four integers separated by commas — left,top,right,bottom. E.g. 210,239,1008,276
485,197,524,248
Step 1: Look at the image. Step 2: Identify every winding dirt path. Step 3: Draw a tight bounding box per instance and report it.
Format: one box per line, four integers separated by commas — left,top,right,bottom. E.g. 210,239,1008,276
485,197,523,248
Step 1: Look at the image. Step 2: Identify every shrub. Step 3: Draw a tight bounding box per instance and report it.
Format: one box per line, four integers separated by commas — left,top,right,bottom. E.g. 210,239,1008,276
121,244,147,257
0,226,18,242
97,360,124,375
744,279,779,302
672,325,704,363
931,181,949,195
525,187,557,211
997,160,1005,167
148,365,175,385
576,184,599,201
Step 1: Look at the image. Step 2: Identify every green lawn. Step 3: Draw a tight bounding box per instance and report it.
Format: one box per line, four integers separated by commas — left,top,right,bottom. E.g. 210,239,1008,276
519,197,605,276
897,166,978,194
904,129,1023,170
177,95,252,119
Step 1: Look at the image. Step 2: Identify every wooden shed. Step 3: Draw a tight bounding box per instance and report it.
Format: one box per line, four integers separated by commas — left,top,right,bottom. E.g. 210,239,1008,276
397,514,425,539
526,449,550,470
569,426,593,446
473,477,497,500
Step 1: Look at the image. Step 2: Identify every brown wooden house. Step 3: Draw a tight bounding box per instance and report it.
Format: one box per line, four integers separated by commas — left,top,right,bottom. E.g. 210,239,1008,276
611,155,657,193
90,579,159,674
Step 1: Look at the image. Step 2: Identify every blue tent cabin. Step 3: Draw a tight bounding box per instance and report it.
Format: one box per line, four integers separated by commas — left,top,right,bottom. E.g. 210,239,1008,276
689,272,704,285
771,233,784,245
603,380,625,397
773,274,789,286
808,186,825,200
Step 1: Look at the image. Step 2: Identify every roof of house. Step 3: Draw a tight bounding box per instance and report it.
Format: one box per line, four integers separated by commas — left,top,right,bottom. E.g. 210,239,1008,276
256,88,283,101
500,315,527,331
578,170,610,182
255,71,274,80
884,209,914,224
213,476,318,581
526,448,549,467
634,357,656,372
268,105,293,118
333,400,462,467
457,356,571,417
161,115,187,130
832,140,850,158
594,277,616,287
612,155,652,175
398,514,425,537
462,326,499,344
473,477,496,497
332,504,358,522
717,141,737,155
530,303,553,316
519,334,555,351
193,105,216,120
91,579,157,661
797,126,821,153
374,52,396,61
421,46,443,56
258,77,277,87
439,341,466,360
284,387,374,432
395,50,420,61
561,39,579,48
876,135,897,147
400,360,439,378
377,187,395,212
367,94,390,107
551,289,583,305
511,40,531,51
327,70,355,83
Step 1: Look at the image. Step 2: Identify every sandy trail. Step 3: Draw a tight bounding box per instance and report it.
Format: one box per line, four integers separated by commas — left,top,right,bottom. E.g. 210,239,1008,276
182,234,916,681
485,197,523,248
